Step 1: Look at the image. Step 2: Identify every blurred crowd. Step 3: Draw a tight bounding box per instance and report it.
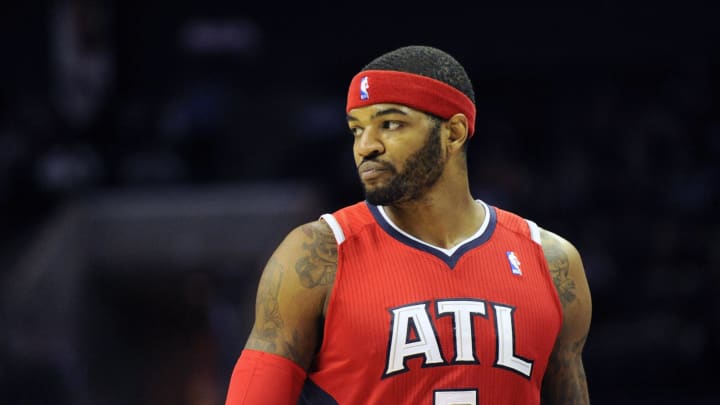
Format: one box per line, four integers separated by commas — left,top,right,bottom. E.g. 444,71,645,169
1,1,719,404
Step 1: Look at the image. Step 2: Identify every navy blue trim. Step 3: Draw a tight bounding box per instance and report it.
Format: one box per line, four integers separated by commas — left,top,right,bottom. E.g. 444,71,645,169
298,378,339,405
366,201,497,269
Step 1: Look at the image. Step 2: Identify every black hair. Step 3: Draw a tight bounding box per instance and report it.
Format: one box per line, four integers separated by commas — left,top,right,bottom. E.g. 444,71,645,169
362,45,475,105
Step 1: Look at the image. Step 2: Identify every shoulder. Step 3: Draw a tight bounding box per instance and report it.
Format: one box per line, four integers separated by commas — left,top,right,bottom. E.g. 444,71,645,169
538,228,580,272
538,229,586,305
538,229,581,271
294,218,336,243
254,219,338,311
276,219,338,289
280,219,336,249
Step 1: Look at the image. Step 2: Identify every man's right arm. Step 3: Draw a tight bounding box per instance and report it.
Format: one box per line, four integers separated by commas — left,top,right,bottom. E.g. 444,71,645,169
225,220,338,404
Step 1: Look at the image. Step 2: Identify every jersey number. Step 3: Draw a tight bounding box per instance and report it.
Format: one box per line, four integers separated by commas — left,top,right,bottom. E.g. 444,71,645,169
434,389,477,405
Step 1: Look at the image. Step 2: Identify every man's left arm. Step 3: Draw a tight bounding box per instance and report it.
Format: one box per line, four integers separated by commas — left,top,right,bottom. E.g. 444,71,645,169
540,229,592,405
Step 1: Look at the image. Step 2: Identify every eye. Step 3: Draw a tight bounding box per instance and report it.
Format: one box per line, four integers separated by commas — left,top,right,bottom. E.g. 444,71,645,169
349,126,363,137
382,121,402,130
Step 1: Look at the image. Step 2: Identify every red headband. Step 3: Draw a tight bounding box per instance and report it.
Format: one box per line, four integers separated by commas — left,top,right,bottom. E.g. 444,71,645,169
346,70,476,137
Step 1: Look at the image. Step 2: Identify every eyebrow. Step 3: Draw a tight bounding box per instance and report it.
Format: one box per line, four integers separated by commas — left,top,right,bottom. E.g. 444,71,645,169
347,107,409,122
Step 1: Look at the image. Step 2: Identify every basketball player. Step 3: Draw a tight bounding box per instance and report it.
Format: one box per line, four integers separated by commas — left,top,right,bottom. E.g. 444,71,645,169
225,45,592,404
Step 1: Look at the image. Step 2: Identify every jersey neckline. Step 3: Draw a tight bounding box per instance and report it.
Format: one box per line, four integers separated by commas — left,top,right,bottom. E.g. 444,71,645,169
366,200,497,269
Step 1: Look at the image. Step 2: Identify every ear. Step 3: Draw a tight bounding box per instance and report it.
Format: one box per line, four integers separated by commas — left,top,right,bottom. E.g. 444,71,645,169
446,113,469,153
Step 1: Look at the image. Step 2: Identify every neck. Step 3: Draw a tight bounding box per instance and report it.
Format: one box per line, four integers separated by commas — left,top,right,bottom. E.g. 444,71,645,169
381,176,485,249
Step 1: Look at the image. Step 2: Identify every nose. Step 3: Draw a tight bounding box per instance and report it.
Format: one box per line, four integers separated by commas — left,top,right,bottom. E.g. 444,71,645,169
354,127,385,159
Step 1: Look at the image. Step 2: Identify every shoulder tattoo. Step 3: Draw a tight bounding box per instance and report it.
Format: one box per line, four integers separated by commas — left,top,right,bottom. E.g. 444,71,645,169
295,222,338,289
541,231,577,307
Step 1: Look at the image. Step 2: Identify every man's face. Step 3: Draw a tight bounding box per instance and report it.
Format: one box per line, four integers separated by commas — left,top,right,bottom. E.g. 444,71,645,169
347,104,445,205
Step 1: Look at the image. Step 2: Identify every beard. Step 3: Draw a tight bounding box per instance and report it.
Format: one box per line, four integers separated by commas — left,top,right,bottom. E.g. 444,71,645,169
361,122,445,206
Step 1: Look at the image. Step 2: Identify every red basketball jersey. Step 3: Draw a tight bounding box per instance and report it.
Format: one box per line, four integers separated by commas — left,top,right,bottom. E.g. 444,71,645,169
299,201,562,405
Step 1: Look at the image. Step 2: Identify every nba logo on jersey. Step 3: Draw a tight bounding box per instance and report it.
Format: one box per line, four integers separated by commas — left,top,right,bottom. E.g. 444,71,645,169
506,251,522,275
360,76,370,100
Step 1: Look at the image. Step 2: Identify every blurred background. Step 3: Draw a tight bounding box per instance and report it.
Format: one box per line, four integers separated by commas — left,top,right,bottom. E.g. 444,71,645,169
1,2,719,404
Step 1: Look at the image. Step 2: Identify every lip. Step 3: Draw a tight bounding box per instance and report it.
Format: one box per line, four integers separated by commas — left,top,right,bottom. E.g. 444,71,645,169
360,168,386,181
358,161,390,181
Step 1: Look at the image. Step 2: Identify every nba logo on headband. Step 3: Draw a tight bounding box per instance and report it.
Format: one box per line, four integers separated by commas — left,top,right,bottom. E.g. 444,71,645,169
360,76,370,100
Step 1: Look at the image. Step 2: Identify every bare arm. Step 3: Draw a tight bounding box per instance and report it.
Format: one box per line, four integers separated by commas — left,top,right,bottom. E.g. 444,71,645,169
540,229,592,405
244,219,337,370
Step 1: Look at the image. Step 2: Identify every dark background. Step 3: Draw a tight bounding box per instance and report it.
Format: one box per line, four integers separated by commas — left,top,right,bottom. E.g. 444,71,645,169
1,2,719,404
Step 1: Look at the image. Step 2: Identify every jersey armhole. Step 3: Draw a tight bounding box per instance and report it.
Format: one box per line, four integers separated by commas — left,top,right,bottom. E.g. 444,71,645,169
320,213,345,245
526,219,542,246
527,219,564,332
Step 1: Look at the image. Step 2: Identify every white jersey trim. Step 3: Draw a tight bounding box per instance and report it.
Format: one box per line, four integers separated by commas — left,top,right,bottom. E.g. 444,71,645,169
526,220,542,245
320,213,345,245
377,200,490,257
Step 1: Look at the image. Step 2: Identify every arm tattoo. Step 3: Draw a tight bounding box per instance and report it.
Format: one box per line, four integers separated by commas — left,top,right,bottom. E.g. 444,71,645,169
540,231,590,404
245,222,337,366
247,258,287,353
295,223,338,289
541,232,577,307
246,259,305,363
542,334,589,405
